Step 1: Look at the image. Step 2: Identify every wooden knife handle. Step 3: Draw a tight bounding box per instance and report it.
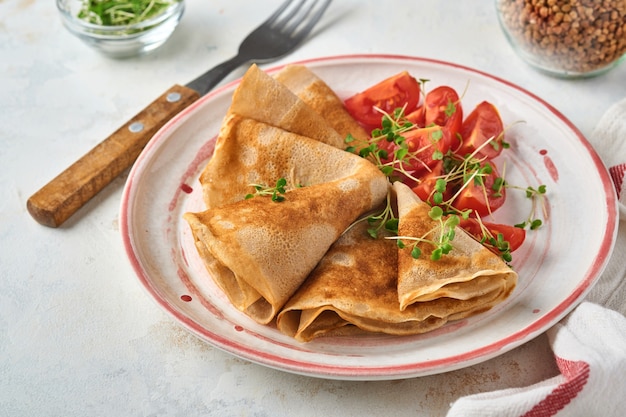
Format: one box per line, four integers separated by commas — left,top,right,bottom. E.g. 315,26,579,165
27,84,200,228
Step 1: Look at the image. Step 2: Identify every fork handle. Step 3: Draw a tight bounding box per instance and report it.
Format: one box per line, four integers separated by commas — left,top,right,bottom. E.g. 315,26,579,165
27,84,200,228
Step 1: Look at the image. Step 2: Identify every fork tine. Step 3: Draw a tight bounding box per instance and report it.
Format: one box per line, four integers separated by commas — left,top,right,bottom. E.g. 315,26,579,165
265,0,298,26
279,0,317,33
288,0,332,40
271,0,307,27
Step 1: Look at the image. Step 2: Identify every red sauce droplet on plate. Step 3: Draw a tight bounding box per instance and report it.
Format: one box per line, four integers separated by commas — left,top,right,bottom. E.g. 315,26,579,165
181,183,193,194
234,325,244,332
539,149,547,155
533,309,540,314
543,155,559,182
180,294,192,302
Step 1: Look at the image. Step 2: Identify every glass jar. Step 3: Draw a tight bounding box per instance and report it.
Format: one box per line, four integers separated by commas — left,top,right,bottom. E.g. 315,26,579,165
496,0,626,78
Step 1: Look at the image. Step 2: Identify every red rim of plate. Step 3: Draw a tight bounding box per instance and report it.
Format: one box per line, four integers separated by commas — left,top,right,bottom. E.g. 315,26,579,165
120,54,618,379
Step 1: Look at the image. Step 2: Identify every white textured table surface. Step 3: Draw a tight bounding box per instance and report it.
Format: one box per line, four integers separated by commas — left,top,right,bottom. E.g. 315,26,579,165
1,1,625,416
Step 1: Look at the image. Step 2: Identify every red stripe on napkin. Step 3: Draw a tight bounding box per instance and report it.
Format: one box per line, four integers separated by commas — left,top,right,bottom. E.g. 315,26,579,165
521,358,590,417
609,163,626,199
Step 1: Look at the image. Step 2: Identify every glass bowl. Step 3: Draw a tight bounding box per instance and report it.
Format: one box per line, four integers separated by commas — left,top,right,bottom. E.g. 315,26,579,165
57,0,185,59
496,0,626,78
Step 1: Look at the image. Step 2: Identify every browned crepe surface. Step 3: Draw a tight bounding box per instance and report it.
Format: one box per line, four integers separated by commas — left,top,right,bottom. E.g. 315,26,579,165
226,64,345,148
274,64,371,144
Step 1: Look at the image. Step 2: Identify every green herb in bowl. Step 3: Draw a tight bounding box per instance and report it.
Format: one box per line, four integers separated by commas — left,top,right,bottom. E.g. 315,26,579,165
57,0,184,57
77,0,178,26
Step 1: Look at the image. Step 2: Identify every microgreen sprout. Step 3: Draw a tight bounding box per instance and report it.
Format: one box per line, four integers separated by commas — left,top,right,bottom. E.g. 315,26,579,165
245,178,288,202
77,0,177,26
418,78,431,97
391,207,460,260
512,184,547,230
344,192,398,239
344,133,358,153
490,133,510,152
491,233,513,263
366,193,399,238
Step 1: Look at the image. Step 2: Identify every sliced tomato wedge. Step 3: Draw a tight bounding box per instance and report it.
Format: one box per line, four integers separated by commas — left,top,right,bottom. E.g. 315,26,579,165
344,71,421,129
452,162,506,217
456,101,505,160
402,125,452,175
405,105,425,127
459,218,526,252
424,86,463,139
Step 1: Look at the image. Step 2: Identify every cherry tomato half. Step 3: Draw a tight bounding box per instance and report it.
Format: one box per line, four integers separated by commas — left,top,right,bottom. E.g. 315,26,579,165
459,218,526,253
452,162,506,217
405,106,425,127
456,101,505,160
424,86,463,141
344,71,421,129
403,125,453,175
412,161,452,205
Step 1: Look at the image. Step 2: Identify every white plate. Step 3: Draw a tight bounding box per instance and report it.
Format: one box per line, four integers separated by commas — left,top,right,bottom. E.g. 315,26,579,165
120,54,618,380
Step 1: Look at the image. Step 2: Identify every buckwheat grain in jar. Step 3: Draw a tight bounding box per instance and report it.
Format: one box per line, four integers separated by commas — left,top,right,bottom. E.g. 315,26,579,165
496,0,626,77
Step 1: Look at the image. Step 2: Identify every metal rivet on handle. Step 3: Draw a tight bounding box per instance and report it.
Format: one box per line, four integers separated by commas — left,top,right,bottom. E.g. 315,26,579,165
167,92,181,103
128,122,144,133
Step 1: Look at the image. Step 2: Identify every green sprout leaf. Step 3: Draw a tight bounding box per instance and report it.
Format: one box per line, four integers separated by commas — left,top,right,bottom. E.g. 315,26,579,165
246,177,289,202
77,0,178,27
511,184,548,231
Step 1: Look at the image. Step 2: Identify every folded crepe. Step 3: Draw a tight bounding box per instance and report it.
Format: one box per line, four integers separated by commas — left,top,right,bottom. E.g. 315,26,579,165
200,64,354,209
274,64,371,145
276,221,447,342
394,182,517,312
184,120,389,324
225,64,346,149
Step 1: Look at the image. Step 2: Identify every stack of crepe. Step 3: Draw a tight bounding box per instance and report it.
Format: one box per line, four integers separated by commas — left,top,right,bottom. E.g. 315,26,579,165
184,64,389,324
184,64,518,341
